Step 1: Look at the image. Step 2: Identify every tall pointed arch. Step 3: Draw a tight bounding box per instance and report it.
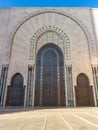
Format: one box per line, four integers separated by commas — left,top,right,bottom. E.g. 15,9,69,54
6,73,24,106
75,73,94,106
34,43,65,106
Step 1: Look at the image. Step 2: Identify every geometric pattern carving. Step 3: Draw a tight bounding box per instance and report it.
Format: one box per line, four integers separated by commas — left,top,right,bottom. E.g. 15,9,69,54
75,73,94,106
34,43,65,106
29,26,71,61
37,31,64,52
77,73,90,88
66,65,74,106
26,66,34,106
42,49,58,106
6,73,24,106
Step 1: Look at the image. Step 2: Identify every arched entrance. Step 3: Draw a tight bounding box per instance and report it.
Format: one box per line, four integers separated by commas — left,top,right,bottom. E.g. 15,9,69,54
6,73,24,106
75,73,94,106
34,43,65,106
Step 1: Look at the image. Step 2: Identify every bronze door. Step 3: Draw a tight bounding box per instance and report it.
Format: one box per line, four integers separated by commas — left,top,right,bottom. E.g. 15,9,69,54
75,73,94,106
6,73,24,106
35,44,65,106
42,49,58,106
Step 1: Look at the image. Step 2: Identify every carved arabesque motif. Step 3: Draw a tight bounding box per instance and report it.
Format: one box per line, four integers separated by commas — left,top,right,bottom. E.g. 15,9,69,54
37,31,64,52
29,26,71,61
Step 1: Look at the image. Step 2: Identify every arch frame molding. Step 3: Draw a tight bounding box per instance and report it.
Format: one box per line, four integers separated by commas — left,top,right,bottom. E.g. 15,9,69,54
29,26,71,62
7,8,96,62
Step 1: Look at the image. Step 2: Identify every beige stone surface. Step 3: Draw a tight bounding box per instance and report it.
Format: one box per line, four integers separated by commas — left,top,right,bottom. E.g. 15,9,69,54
0,8,97,86
0,8,96,85
0,8,98,107
0,8,94,86
92,9,98,49
0,107,98,130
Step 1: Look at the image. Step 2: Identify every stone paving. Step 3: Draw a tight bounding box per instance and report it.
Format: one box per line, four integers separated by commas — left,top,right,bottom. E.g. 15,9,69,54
0,107,98,130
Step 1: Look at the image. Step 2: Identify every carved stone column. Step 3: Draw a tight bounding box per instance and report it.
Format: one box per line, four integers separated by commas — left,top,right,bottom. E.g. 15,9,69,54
66,65,74,106
26,65,34,106
0,64,8,106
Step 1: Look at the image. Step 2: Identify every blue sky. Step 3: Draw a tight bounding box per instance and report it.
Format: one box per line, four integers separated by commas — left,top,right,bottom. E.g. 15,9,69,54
0,0,98,7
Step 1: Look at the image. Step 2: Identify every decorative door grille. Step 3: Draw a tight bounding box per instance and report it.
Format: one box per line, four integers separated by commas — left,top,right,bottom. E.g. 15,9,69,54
35,43,65,106
75,73,94,106
6,73,24,106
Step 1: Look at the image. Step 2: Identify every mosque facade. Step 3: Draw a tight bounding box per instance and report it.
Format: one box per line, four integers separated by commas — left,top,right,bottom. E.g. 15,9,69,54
0,8,98,107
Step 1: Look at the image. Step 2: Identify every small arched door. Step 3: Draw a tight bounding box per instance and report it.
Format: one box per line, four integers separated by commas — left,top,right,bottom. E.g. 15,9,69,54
6,73,24,106
75,73,94,106
34,43,65,106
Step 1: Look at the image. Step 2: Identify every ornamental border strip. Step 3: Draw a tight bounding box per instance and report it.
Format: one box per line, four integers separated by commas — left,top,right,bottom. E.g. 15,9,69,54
6,8,96,61
29,26,71,60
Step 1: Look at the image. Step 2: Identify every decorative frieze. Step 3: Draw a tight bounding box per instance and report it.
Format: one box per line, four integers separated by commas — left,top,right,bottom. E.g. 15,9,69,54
29,26,71,61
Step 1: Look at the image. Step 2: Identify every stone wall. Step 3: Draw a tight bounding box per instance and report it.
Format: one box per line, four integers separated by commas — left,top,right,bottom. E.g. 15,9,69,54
0,8,98,106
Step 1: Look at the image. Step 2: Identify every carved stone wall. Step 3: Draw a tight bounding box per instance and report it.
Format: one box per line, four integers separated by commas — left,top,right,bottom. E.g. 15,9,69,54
30,26,71,61
0,8,98,106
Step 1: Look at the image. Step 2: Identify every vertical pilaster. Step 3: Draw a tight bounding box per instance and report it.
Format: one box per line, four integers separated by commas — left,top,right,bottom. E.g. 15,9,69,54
26,65,34,106
39,58,43,106
24,85,27,107
66,65,74,106
57,58,60,105
32,64,35,107
0,64,8,106
92,64,98,106
65,65,68,106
